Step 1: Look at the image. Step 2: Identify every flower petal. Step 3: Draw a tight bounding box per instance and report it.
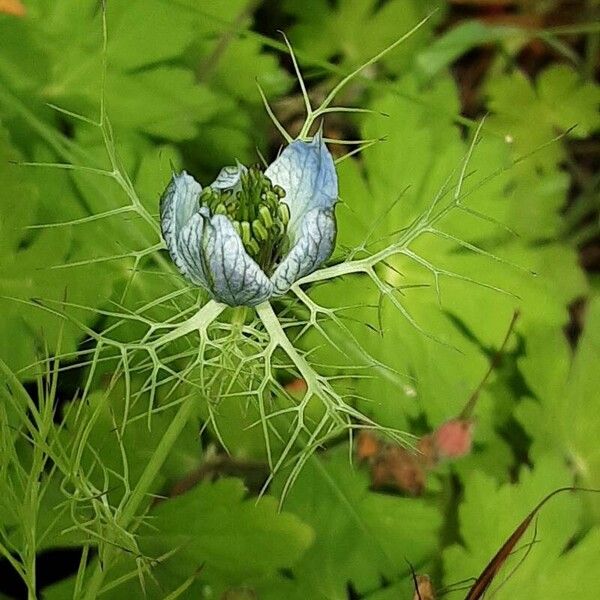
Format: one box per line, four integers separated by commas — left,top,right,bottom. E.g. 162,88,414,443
202,215,273,306
160,171,209,286
265,131,338,237
270,208,336,294
174,208,212,287
209,162,247,192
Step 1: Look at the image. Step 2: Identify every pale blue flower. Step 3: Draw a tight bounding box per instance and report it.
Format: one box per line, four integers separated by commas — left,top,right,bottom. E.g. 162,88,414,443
160,133,338,307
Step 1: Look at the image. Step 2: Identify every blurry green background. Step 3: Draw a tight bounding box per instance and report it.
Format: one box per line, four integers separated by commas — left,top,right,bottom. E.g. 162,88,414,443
0,0,599,599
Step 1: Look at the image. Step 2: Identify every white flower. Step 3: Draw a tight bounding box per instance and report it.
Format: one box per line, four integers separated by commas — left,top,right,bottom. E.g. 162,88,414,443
160,132,338,306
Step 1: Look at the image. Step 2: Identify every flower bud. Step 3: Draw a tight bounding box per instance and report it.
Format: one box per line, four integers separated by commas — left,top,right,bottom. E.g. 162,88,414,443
160,132,338,306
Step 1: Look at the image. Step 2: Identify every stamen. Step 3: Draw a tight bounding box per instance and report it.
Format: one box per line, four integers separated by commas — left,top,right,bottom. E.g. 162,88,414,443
246,238,260,255
259,205,274,228
240,221,251,245
252,220,268,241
198,165,290,272
278,203,290,226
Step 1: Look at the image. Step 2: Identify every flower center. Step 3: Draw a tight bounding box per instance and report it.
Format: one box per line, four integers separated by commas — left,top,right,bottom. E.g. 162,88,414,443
199,166,290,273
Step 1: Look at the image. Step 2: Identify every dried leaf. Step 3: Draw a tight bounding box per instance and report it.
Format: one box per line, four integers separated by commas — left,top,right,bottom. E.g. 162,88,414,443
0,0,25,17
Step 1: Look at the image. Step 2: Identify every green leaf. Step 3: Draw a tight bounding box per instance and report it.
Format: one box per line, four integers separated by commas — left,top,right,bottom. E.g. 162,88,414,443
60,390,202,510
0,0,242,142
485,65,600,173
0,127,112,375
283,0,443,74
307,72,585,439
537,65,600,136
443,455,600,599
146,479,313,581
265,447,441,598
517,296,600,521
106,0,196,71
104,66,223,140
194,36,292,102
45,478,313,599
416,21,522,79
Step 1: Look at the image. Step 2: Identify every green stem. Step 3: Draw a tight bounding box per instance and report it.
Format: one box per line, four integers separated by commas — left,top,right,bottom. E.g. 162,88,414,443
151,300,225,348
81,396,196,599
255,302,318,389
230,306,248,337
81,300,225,600
299,11,435,138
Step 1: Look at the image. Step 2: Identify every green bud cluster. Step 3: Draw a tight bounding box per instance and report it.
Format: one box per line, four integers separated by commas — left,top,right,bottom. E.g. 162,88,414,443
199,166,290,272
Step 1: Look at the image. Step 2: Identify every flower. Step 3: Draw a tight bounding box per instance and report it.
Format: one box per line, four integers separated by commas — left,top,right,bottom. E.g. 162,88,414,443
160,132,338,306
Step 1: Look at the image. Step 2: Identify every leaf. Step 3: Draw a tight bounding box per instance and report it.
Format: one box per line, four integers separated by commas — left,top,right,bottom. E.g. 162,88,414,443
63,388,202,506
416,21,522,79
485,65,600,173
0,0,257,142
517,296,600,521
295,68,588,510
307,71,585,439
194,36,292,102
44,478,314,599
146,479,314,581
264,447,441,598
0,127,112,375
104,66,223,140
443,455,600,599
283,0,443,74
105,0,196,71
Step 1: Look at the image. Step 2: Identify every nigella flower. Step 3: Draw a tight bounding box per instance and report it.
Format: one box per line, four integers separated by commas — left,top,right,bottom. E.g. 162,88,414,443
160,132,338,306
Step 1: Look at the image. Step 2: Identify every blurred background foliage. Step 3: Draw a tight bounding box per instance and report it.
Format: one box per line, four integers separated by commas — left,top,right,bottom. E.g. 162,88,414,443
0,0,599,598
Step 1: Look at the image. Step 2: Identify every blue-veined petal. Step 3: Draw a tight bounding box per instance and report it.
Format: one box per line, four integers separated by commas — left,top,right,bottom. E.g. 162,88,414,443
160,171,208,286
174,207,211,288
265,131,338,239
270,207,336,294
209,162,247,192
202,215,273,306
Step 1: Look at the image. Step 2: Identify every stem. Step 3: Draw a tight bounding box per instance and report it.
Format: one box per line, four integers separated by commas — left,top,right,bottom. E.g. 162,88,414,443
81,300,225,600
81,397,196,599
230,306,248,337
255,302,318,389
460,311,519,420
196,0,260,81
298,11,435,138
151,300,225,348
123,398,197,525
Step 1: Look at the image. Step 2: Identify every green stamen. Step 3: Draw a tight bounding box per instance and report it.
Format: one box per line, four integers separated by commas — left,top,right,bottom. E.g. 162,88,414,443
240,221,251,245
199,165,290,272
246,238,260,255
252,219,268,241
278,203,290,226
259,205,274,228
